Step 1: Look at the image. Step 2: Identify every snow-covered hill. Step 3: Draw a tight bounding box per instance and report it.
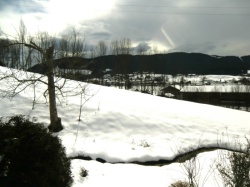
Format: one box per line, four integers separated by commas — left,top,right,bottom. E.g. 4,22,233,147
0,67,249,186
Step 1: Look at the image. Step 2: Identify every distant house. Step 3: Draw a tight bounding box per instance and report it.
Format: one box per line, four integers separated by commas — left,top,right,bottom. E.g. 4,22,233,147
161,86,180,98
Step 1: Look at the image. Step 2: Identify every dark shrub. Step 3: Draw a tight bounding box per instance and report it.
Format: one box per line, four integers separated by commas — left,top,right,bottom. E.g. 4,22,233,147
169,180,189,187
0,116,72,187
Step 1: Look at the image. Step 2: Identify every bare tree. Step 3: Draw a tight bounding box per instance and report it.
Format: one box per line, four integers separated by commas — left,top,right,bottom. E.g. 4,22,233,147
69,28,86,57
119,38,132,55
110,38,132,55
0,38,63,132
2,19,34,70
56,27,87,78
58,37,69,58
93,40,108,85
0,38,11,66
0,25,88,132
95,40,107,57
110,39,119,55
58,27,86,58
89,46,96,59
18,19,27,69
109,38,132,89
9,43,21,68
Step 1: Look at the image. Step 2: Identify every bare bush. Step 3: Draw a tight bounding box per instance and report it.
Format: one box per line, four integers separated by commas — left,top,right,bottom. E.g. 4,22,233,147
180,156,200,187
216,138,250,187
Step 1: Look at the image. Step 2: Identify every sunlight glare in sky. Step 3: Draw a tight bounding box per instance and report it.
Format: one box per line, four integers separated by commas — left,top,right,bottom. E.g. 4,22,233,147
47,0,115,21
0,0,116,36
161,28,175,48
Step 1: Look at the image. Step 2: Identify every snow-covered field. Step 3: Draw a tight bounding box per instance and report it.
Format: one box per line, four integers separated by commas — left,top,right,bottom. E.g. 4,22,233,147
0,67,249,186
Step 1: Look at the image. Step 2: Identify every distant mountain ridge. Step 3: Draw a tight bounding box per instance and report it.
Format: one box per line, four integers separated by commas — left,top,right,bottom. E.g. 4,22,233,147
29,52,250,75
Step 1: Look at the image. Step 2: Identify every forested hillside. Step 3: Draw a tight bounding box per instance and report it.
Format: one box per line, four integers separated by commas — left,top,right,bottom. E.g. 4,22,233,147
28,52,250,76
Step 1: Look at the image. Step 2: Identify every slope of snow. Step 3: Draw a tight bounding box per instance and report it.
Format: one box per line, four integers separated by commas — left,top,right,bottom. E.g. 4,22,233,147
0,67,249,186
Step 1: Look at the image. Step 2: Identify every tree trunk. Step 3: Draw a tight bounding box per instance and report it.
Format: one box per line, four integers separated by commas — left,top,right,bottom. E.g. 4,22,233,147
46,46,63,132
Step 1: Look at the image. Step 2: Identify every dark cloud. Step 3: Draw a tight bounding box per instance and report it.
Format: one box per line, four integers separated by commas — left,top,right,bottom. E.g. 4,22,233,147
0,0,46,13
103,4,168,42
159,14,250,55
91,0,250,55
89,32,112,41
134,42,151,54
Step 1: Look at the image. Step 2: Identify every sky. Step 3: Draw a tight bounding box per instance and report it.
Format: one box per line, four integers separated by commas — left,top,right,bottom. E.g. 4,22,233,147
0,0,250,56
